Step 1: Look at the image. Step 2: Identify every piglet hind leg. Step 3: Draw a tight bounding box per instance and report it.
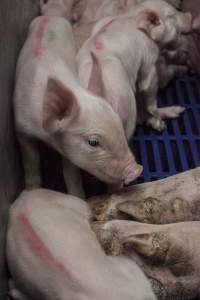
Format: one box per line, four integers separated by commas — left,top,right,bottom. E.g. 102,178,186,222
18,134,41,190
158,106,185,119
144,101,166,132
63,158,85,198
139,67,166,132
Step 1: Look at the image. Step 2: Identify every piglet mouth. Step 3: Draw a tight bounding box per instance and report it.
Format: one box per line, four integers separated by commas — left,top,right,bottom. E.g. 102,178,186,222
123,164,143,186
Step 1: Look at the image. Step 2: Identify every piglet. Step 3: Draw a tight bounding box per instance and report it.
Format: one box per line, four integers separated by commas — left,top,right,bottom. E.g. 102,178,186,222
88,167,200,223
14,14,142,198
77,0,190,136
161,0,200,76
96,0,182,21
73,0,183,51
93,219,200,299
7,189,156,300
73,0,181,50
179,0,200,74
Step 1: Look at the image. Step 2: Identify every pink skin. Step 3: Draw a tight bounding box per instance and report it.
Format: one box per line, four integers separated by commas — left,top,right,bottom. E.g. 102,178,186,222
124,163,143,185
94,19,114,50
94,41,103,50
34,17,51,58
78,0,105,24
18,213,72,280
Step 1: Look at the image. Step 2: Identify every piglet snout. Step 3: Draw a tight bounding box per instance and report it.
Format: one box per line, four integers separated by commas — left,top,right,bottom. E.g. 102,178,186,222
123,162,143,186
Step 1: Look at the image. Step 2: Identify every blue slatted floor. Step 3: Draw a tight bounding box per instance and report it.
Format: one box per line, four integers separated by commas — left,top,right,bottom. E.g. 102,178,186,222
130,74,200,184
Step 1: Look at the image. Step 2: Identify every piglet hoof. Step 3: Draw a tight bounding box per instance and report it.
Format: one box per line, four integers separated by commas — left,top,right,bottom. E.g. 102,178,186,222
147,118,166,132
158,106,185,119
91,221,122,255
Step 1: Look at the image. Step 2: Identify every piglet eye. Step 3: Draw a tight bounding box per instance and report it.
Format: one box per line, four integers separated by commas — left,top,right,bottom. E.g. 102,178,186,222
88,139,99,147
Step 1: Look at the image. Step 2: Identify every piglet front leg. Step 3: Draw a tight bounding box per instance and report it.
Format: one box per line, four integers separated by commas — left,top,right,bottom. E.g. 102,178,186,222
63,158,85,198
18,134,41,190
138,66,166,132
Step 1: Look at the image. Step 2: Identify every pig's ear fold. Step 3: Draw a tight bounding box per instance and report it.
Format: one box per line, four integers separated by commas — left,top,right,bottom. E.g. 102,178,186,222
124,233,154,256
123,231,168,262
192,15,200,32
88,53,105,98
137,10,165,42
43,78,79,133
72,0,87,22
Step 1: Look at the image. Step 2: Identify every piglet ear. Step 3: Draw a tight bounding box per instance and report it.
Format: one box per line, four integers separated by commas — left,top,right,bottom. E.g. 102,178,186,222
88,53,105,98
192,15,200,32
124,231,168,263
43,78,79,133
137,10,165,42
124,233,154,255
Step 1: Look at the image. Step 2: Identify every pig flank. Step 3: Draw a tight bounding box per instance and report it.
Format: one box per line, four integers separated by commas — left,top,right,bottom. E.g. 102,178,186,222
7,189,157,300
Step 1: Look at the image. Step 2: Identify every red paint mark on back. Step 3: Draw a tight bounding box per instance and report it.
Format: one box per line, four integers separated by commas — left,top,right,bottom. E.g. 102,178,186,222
94,41,103,50
34,17,51,58
18,212,71,279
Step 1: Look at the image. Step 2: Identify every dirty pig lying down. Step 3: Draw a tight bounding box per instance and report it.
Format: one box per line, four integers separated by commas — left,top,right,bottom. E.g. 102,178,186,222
7,189,156,300
14,15,142,198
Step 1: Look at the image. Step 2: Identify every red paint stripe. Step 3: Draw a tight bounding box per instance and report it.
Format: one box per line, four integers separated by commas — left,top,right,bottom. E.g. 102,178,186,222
18,212,71,279
34,17,51,58
94,41,103,50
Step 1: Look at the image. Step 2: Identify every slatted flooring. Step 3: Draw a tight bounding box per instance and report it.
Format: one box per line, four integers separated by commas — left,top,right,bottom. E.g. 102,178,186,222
130,74,200,184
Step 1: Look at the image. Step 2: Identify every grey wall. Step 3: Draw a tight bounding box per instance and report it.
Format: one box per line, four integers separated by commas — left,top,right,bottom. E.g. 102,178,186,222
0,0,39,294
